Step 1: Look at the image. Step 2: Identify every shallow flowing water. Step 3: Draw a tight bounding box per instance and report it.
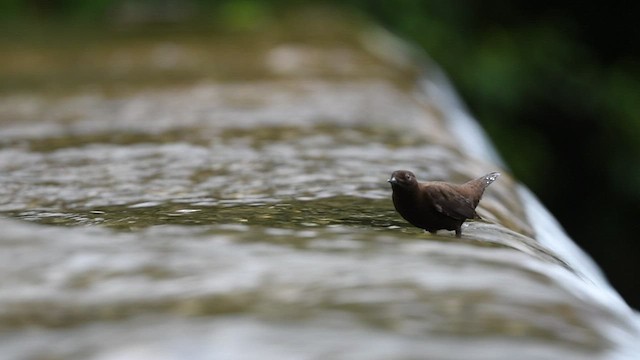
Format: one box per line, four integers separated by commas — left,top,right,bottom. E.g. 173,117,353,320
0,11,638,360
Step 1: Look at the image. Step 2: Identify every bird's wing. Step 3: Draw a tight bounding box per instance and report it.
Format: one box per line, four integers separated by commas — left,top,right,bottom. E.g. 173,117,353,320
423,184,477,220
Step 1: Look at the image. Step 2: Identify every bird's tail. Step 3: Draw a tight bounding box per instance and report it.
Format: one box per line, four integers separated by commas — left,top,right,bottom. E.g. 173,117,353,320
477,172,500,189
469,172,500,219
464,172,500,203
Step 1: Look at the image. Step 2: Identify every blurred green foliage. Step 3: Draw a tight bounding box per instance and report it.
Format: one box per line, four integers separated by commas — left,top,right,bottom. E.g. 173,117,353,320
1,0,639,307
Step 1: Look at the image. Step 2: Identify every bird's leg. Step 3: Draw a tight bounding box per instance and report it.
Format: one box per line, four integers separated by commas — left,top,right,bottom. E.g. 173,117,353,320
455,228,461,238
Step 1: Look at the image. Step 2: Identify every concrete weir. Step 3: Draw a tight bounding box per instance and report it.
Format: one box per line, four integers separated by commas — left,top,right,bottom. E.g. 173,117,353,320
0,9,638,360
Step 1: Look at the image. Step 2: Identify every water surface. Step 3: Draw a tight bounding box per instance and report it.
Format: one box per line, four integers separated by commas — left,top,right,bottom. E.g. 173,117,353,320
0,13,638,360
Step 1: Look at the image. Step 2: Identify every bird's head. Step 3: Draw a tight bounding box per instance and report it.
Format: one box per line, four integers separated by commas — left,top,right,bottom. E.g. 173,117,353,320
388,170,418,189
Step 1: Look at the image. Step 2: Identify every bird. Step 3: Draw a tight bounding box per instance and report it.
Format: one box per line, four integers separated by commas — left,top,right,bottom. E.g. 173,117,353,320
388,170,500,237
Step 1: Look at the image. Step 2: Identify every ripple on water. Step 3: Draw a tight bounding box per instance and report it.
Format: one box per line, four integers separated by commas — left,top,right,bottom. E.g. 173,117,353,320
0,216,615,360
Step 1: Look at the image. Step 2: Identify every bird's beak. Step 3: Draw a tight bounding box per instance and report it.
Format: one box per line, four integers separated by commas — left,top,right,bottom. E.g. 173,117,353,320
388,176,397,184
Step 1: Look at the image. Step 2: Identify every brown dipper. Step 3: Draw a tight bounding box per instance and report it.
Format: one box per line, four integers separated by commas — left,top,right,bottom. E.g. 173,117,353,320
388,170,500,237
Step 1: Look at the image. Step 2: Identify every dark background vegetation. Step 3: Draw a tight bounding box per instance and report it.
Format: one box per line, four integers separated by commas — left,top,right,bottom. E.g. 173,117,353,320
2,0,638,309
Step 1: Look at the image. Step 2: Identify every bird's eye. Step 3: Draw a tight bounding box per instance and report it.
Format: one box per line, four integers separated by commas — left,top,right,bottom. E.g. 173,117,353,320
405,174,411,180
